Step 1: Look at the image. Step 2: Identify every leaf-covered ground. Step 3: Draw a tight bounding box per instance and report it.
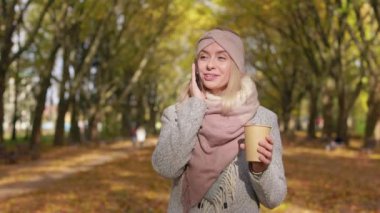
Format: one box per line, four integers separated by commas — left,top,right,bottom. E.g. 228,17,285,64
0,138,379,213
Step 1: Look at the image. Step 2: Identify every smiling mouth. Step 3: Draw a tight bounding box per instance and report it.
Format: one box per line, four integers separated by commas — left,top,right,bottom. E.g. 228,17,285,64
204,74,219,81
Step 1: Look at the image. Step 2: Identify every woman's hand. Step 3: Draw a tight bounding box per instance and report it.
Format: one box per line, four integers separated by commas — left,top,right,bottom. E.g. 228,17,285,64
239,136,273,173
190,63,205,99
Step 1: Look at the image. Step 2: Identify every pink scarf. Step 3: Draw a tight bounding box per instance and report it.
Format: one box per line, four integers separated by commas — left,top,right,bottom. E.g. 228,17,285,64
181,77,260,211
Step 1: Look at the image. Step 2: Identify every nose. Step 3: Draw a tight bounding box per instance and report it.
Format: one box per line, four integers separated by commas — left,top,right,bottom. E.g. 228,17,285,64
206,57,216,70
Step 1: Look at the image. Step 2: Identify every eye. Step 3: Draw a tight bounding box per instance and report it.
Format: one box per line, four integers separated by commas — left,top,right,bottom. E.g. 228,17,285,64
218,56,226,61
199,55,208,60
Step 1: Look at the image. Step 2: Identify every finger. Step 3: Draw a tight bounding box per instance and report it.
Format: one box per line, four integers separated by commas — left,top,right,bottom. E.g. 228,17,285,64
191,63,196,86
258,155,270,165
257,146,272,160
259,140,273,152
190,63,198,97
238,139,245,145
265,136,273,144
257,147,272,160
190,63,204,99
239,143,245,150
259,151,272,164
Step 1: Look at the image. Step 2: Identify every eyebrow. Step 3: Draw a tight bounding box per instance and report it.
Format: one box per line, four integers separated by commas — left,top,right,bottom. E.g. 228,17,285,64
200,50,228,54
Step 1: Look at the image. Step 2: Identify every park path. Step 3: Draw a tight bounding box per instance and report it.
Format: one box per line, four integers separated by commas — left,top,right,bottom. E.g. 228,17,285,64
0,138,156,201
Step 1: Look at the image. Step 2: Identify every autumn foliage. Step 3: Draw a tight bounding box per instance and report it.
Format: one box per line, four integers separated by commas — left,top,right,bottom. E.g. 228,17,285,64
0,137,379,212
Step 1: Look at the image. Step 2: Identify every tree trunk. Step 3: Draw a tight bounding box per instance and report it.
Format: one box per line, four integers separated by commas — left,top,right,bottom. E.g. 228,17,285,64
69,97,82,144
11,72,20,140
147,85,157,134
53,49,70,146
281,99,292,135
148,103,157,135
336,88,348,142
363,87,380,149
121,102,131,137
0,0,54,147
307,88,319,139
336,107,349,143
295,105,303,131
86,114,99,142
335,78,363,144
0,4,15,147
137,95,145,126
30,44,60,150
336,89,361,144
0,68,6,148
322,93,334,140
54,99,69,146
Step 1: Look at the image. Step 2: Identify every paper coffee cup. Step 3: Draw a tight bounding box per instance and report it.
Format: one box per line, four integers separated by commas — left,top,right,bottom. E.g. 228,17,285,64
244,124,272,162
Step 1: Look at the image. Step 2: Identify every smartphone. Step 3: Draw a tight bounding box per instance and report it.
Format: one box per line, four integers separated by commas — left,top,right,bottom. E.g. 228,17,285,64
194,59,204,91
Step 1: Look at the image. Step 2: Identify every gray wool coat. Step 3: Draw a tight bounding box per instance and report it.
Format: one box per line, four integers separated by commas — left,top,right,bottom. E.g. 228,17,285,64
152,97,287,213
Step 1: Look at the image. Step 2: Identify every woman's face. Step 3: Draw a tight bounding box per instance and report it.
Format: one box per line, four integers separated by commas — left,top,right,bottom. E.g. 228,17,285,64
197,42,232,95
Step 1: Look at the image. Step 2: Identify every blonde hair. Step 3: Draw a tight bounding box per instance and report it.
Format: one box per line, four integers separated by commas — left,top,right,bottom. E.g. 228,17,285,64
220,63,242,114
178,62,243,114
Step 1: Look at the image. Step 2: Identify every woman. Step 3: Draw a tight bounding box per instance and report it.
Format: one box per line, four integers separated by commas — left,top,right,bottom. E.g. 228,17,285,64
152,28,287,213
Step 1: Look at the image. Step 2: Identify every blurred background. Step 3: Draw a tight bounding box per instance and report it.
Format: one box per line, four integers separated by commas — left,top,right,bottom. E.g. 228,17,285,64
0,0,379,212
1,0,380,150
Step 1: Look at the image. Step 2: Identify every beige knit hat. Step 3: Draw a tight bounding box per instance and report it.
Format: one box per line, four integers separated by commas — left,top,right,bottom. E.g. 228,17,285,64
196,28,245,73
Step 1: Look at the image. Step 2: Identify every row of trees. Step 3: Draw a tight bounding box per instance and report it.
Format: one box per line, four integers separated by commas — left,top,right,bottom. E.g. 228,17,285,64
216,0,380,147
0,0,379,160
0,0,217,157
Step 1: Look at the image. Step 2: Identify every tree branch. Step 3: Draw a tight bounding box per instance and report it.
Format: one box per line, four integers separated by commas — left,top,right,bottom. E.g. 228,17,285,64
14,0,32,27
1,0,7,18
10,0,55,63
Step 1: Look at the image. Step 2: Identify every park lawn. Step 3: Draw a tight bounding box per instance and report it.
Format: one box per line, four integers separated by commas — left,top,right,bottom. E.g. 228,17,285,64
0,139,379,213
264,141,380,213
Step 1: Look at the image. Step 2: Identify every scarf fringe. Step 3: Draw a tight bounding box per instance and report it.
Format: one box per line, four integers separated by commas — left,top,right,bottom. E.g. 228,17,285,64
200,162,238,213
